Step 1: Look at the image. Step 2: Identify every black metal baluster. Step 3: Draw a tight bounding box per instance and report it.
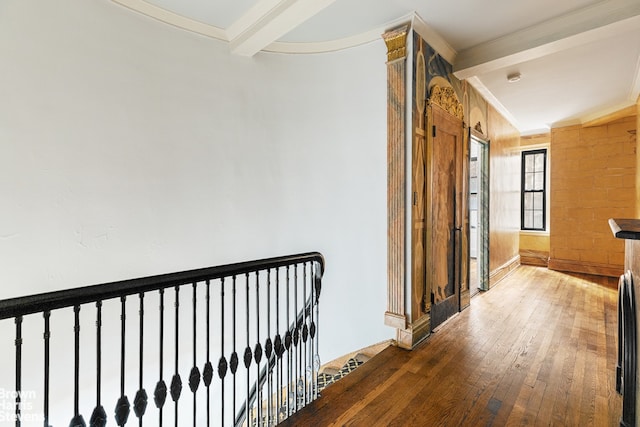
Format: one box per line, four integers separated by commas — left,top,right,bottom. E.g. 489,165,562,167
115,297,130,426
217,278,228,427
231,276,238,424
309,263,317,400
189,283,200,427
15,316,22,427
202,280,213,427
90,302,106,427
170,286,182,427
244,273,252,426
313,261,322,400
255,272,262,427
266,269,273,426
43,311,51,427
293,264,300,413
275,268,282,422
154,289,167,427
302,263,308,405
70,305,86,427
285,266,291,417
134,293,148,425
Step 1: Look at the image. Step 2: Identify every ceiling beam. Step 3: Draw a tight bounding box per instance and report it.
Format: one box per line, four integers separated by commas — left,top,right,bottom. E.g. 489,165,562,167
228,0,338,56
453,0,640,79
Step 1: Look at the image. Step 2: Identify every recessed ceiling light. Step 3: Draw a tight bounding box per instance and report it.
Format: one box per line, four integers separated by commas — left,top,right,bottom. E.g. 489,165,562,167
507,72,521,83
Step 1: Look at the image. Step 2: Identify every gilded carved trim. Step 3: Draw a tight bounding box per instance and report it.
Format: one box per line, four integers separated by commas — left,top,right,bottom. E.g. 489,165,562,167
429,85,464,121
382,25,409,62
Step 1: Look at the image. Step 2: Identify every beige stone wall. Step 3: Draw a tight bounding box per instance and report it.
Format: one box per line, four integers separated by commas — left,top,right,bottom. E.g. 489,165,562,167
549,117,637,276
520,233,550,252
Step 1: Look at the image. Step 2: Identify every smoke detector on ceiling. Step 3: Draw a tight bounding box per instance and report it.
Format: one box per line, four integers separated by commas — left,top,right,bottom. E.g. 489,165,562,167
507,72,521,83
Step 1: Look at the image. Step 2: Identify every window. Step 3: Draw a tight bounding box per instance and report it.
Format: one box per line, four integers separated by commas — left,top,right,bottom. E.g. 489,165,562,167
521,149,547,231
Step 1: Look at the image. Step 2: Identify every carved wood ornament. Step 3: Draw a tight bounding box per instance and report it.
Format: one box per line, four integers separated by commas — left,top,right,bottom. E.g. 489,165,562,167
383,26,409,62
429,85,464,121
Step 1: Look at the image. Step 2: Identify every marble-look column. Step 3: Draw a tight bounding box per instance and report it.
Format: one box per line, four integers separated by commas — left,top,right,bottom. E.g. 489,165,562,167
383,26,409,331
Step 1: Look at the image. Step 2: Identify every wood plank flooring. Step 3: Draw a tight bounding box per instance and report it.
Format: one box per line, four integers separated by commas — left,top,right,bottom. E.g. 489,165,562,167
282,266,622,426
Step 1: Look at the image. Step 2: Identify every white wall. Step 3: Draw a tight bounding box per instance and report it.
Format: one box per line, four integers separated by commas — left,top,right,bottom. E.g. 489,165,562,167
0,0,391,418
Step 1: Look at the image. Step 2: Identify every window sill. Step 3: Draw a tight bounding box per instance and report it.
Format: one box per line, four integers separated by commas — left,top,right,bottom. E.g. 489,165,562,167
520,230,549,237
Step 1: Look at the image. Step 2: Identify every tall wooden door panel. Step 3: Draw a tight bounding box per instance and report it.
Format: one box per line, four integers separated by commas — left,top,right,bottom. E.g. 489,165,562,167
429,104,463,329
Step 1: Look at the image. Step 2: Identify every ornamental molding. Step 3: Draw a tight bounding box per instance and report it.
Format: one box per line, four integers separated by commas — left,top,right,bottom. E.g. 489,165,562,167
382,24,409,62
429,84,464,121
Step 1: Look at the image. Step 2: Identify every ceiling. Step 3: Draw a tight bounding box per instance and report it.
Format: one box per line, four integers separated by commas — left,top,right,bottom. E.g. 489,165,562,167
114,0,640,134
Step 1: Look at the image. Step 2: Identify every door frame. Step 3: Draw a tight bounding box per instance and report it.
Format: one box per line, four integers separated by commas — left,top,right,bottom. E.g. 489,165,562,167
469,129,490,293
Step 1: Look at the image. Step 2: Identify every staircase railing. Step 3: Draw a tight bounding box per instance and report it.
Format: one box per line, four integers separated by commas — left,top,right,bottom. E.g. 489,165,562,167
0,251,324,427
234,288,318,427
617,270,637,427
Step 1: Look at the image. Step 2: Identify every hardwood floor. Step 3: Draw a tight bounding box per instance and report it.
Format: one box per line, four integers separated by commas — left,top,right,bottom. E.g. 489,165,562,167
282,266,622,426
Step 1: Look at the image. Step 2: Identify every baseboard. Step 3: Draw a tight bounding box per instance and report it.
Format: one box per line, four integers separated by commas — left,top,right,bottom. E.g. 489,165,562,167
384,311,407,329
520,249,549,267
489,255,520,287
320,339,395,372
396,314,431,350
548,258,622,278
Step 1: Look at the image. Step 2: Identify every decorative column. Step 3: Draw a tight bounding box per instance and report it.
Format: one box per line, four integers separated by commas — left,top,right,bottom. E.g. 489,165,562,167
383,25,409,331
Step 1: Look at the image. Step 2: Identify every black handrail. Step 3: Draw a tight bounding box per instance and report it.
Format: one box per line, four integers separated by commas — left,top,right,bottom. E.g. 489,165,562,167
0,252,324,320
1,251,324,427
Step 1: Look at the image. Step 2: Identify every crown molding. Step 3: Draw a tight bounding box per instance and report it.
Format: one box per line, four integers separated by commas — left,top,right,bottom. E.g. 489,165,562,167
112,0,227,40
265,14,413,54
411,13,457,65
112,0,420,55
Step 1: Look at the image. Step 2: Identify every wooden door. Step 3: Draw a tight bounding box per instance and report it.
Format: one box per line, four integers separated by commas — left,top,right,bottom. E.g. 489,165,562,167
429,104,464,329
